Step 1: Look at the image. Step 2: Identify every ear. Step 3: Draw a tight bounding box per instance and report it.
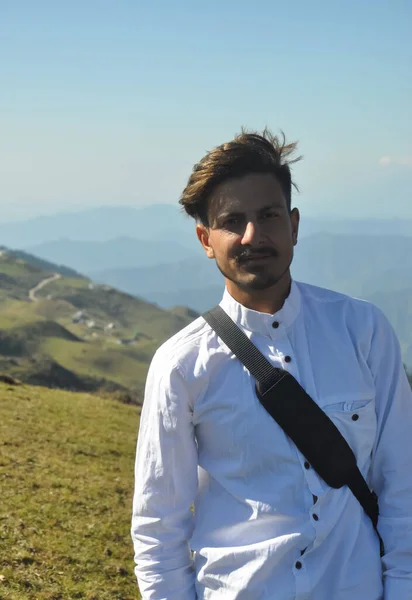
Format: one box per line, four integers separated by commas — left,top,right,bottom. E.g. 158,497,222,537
196,224,215,258
290,208,300,246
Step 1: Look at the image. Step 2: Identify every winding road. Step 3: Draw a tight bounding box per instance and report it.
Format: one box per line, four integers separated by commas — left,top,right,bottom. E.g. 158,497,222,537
29,273,61,302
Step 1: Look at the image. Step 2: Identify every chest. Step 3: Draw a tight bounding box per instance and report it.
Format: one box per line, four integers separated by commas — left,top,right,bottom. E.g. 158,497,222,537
192,327,377,470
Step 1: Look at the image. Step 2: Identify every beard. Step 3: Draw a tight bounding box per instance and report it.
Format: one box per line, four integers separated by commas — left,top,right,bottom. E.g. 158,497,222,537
215,252,292,292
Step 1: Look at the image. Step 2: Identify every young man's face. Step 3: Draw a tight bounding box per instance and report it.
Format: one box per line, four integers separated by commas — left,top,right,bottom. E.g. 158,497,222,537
196,173,299,293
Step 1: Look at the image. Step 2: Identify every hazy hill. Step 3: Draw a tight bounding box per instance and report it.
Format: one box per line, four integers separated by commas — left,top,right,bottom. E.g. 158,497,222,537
89,234,412,309
0,204,194,248
367,287,412,366
27,236,202,272
0,251,194,398
87,234,412,368
90,257,220,302
298,218,412,238
0,381,141,599
1,203,412,250
291,233,412,296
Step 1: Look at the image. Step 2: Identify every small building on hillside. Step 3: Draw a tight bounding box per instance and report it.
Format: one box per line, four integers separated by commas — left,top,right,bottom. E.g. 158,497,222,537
72,310,86,324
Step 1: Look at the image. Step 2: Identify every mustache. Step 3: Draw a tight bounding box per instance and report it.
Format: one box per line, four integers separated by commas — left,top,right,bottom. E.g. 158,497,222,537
235,247,278,262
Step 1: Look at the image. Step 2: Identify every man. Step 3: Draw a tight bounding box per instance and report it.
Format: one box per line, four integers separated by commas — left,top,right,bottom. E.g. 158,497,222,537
131,129,412,599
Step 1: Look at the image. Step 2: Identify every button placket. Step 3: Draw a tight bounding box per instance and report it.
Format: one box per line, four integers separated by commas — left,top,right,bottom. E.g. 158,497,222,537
294,555,310,600
300,454,324,526
271,340,295,374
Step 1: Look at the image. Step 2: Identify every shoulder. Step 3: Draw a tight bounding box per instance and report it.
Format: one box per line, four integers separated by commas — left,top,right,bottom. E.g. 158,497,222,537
296,280,379,313
149,315,216,378
146,315,224,409
295,280,389,339
296,280,363,306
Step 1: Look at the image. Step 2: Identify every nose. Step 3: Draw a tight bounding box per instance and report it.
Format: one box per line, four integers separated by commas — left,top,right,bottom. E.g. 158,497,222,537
241,220,261,246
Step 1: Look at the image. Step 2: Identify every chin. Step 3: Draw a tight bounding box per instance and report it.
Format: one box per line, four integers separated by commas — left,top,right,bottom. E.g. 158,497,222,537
237,275,280,291
217,261,287,292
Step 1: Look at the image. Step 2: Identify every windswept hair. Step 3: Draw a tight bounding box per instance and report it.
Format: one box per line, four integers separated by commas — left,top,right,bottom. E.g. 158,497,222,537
179,127,302,225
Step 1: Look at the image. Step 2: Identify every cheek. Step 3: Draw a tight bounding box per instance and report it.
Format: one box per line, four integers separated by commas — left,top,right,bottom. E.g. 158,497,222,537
272,224,294,246
210,234,239,259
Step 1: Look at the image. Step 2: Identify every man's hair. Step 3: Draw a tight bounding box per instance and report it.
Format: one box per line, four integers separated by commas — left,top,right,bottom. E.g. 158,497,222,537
179,127,301,225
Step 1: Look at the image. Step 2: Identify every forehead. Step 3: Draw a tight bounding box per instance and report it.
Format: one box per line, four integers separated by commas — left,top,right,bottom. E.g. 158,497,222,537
208,173,287,217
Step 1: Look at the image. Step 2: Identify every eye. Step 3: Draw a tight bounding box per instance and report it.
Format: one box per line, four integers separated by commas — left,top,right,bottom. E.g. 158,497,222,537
260,210,280,221
223,217,240,228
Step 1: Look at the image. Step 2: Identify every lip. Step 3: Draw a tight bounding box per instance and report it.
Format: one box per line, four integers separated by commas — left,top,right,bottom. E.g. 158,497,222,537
239,254,274,264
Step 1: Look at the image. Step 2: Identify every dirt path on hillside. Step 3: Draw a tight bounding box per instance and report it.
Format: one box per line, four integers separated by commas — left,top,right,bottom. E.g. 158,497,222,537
29,273,62,302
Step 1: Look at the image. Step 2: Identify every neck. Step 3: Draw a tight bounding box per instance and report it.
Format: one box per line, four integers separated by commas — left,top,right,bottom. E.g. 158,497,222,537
225,271,292,314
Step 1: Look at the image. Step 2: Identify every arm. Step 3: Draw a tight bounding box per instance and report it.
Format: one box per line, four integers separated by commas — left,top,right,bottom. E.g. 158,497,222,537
368,309,412,598
131,352,198,600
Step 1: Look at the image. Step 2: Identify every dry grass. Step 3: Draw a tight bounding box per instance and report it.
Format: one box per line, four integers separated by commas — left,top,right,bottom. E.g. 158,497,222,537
0,383,141,599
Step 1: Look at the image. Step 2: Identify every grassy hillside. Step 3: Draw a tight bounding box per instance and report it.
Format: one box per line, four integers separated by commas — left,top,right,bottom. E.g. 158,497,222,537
0,251,52,300
1,368,410,599
35,276,192,342
0,382,141,599
0,251,194,400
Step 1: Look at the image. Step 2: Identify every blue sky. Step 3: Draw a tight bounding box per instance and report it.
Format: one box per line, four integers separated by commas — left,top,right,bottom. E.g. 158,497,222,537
1,0,411,221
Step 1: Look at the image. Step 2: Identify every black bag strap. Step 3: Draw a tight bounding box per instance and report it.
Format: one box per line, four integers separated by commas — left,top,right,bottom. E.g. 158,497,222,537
203,305,379,530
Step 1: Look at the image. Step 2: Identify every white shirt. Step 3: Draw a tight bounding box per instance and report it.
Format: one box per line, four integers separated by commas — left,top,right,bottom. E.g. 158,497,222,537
131,281,412,600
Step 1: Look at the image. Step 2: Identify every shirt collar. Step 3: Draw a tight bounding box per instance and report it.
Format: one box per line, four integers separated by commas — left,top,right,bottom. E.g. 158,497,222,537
219,280,301,337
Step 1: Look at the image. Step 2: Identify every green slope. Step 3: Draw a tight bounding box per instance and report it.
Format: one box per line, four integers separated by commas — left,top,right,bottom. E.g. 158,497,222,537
0,381,141,599
0,251,194,399
0,252,52,300
35,276,192,341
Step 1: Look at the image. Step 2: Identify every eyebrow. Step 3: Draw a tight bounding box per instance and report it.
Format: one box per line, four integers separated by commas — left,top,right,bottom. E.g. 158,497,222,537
257,203,284,214
216,211,244,220
217,204,283,220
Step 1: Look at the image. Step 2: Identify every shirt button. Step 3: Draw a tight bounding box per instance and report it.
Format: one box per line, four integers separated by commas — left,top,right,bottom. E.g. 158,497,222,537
312,513,319,521
284,355,292,363
352,414,359,421
304,461,310,470
272,321,279,329
295,561,302,569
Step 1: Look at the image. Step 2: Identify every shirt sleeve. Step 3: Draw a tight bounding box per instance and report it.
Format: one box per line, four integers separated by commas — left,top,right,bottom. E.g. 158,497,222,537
367,308,412,599
131,351,198,600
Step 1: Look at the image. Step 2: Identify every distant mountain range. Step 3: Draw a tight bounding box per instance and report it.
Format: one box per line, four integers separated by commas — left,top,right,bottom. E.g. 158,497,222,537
27,237,203,272
2,203,412,249
85,232,412,368
86,233,412,307
2,204,412,368
292,233,412,297
1,205,192,248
